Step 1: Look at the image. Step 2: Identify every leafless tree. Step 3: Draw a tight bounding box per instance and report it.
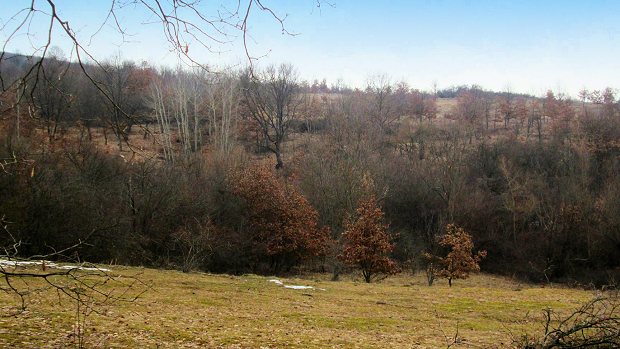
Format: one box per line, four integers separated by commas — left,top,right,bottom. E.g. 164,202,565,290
241,64,300,169
365,74,399,131
205,72,240,156
498,156,536,246
528,99,544,143
171,217,215,273
168,67,208,156
422,127,469,225
97,57,145,150
31,47,75,140
74,69,105,141
149,69,176,162
150,67,238,161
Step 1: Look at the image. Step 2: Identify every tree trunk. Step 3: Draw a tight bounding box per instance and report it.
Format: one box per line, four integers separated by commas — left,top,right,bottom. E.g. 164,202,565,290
426,266,435,286
15,102,20,141
275,145,284,170
363,270,372,283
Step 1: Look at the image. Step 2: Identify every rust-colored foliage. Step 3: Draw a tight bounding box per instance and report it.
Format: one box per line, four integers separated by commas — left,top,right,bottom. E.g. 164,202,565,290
496,95,512,125
543,90,575,135
339,193,399,283
513,98,528,122
543,90,559,118
426,224,487,287
231,165,330,271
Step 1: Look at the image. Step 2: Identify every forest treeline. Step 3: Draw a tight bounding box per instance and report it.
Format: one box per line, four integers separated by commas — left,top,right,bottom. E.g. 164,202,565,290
1,52,619,286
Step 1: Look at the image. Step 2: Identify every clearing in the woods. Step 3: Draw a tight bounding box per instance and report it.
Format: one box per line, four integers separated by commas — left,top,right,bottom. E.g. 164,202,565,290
0,266,593,348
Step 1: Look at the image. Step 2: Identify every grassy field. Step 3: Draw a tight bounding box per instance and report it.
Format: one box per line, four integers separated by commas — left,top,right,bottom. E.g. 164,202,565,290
0,266,595,348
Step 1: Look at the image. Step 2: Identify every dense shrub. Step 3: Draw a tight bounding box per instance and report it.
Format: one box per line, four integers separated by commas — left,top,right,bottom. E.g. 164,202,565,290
230,164,331,273
339,192,400,283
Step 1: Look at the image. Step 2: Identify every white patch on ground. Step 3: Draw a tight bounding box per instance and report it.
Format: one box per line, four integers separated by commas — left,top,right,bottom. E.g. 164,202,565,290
283,285,314,290
55,265,111,272
0,259,111,272
268,279,325,291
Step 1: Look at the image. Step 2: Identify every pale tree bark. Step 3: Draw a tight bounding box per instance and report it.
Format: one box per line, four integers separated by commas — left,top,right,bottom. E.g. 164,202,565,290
150,68,210,160
206,73,239,156
149,73,175,162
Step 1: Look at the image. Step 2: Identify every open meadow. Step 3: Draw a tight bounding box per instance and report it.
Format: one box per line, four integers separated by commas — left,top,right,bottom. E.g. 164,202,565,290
0,266,595,348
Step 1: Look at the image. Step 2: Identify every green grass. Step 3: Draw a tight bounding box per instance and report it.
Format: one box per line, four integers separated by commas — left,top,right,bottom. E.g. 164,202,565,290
0,267,594,348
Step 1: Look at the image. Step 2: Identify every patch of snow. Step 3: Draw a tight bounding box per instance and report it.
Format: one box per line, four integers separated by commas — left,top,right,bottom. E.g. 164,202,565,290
56,265,111,272
284,285,314,290
0,259,110,272
267,278,325,291
0,260,42,267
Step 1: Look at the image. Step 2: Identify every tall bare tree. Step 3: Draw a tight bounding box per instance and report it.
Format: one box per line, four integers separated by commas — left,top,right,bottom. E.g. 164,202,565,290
170,68,208,156
365,74,399,131
31,47,74,140
98,57,142,150
241,64,300,169
149,69,175,162
205,73,240,156
149,67,211,160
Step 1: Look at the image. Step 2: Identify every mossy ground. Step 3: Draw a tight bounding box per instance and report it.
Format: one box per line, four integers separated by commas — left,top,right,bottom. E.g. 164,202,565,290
0,266,593,348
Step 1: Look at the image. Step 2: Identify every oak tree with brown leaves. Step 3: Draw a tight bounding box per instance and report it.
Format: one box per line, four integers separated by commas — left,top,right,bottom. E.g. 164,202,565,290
425,224,487,287
339,194,399,283
231,164,330,273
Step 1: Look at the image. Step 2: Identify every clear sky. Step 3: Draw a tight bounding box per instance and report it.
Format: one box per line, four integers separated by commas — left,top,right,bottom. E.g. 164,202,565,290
2,0,619,96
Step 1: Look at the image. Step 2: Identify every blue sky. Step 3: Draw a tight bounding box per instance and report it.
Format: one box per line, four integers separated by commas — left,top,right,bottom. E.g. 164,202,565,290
2,0,619,96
